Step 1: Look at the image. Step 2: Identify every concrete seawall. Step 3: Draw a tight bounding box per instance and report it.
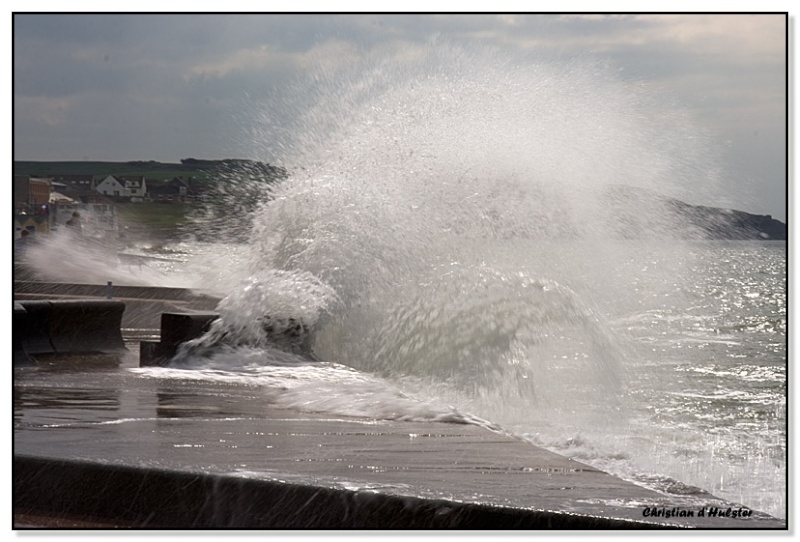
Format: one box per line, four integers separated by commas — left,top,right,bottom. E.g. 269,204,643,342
13,455,668,529
14,299,126,363
12,283,786,529
13,281,219,329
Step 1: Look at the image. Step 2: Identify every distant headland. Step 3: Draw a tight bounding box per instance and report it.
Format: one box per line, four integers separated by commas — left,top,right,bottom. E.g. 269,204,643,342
601,184,786,241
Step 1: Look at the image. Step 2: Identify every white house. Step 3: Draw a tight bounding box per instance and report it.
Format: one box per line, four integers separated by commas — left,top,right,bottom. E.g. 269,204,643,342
120,176,147,198
95,175,127,197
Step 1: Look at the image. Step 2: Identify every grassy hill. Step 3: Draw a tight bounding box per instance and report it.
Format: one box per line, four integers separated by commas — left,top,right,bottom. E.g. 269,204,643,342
14,160,290,197
13,160,217,182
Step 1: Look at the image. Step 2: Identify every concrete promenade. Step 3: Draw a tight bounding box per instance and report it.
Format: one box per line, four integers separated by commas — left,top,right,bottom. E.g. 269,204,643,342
12,282,786,530
14,404,785,529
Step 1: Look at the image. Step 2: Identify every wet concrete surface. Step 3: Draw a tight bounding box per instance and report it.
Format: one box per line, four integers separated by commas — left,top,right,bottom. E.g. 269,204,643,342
12,284,786,529
14,347,785,530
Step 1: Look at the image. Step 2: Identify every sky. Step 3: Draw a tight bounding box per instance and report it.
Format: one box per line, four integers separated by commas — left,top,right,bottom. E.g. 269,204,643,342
10,7,790,221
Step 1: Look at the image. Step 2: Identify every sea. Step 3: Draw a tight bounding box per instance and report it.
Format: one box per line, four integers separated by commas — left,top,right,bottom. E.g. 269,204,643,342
17,44,788,521
22,227,788,523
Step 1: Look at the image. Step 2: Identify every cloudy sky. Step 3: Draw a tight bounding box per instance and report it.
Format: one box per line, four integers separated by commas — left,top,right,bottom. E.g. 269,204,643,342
11,9,788,221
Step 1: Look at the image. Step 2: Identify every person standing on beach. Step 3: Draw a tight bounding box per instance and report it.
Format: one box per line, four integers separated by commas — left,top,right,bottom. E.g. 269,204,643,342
65,211,83,235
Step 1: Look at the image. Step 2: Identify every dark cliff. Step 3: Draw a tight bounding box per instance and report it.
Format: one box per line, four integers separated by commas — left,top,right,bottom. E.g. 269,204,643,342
602,185,786,241
668,200,786,240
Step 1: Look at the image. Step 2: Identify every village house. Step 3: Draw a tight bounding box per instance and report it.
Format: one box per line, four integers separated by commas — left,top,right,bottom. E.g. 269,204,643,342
95,175,148,199
119,175,147,199
51,174,108,204
51,174,95,192
147,177,196,202
95,175,127,197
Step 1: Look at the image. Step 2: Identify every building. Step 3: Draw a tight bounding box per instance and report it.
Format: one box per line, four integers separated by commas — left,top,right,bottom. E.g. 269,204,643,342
51,175,108,204
95,175,148,199
147,177,195,202
96,175,127,197
14,176,51,211
14,176,52,236
50,174,95,192
119,175,147,199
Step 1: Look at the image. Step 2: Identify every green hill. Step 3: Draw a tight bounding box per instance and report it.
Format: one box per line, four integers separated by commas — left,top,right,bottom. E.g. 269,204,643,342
13,160,216,182
14,159,289,187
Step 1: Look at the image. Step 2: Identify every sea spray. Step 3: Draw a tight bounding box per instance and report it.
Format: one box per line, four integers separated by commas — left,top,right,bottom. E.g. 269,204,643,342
222,44,713,392
23,41,783,519
171,269,340,363
160,44,722,423
206,43,786,518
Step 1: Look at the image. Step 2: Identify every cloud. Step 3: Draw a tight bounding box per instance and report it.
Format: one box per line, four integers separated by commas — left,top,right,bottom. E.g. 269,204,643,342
183,44,293,80
11,12,787,219
15,95,77,127
634,13,785,58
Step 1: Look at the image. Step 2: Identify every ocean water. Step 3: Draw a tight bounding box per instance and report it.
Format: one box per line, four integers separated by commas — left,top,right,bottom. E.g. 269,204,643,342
113,238,785,521
18,43,787,520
